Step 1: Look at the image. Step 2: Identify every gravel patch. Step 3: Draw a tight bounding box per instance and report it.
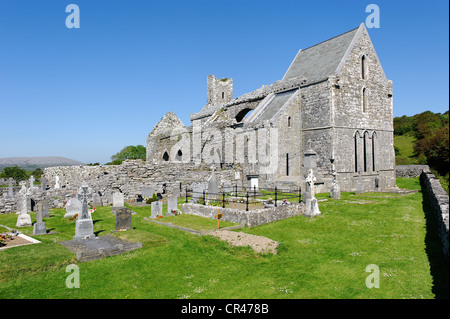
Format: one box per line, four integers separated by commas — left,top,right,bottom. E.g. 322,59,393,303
207,230,278,255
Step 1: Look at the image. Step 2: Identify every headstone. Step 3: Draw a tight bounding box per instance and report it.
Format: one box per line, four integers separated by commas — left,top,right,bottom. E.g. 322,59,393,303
33,201,47,235
54,175,60,189
208,172,219,200
40,176,47,191
29,175,36,189
304,169,321,217
142,187,155,198
330,172,340,199
111,192,125,214
191,183,206,203
92,192,102,207
236,180,243,192
115,207,132,231
356,171,365,194
16,181,28,215
150,201,162,219
7,178,14,198
166,195,177,216
223,182,232,193
65,198,82,218
171,184,181,197
73,183,95,240
42,199,50,218
16,186,32,227
16,212,32,227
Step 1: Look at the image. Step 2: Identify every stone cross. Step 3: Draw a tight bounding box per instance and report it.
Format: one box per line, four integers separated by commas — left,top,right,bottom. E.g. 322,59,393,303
305,169,316,198
77,183,92,220
29,175,35,188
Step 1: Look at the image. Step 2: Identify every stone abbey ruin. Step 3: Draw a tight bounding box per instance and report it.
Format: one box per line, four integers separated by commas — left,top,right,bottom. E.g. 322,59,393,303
1,23,396,214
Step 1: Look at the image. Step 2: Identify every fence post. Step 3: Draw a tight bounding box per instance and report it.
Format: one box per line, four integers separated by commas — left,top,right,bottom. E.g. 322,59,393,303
246,192,249,211
203,190,206,205
275,186,277,207
222,191,225,208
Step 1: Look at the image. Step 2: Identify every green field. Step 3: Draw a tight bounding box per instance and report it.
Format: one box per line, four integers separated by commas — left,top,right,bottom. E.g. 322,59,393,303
394,132,419,165
0,178,447,299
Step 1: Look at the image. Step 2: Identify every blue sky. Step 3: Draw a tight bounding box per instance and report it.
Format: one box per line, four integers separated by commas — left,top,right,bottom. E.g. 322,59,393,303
0,0,448,164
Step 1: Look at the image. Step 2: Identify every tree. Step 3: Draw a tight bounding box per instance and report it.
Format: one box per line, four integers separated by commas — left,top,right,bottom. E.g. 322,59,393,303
107,145,146,165
0,166,28,183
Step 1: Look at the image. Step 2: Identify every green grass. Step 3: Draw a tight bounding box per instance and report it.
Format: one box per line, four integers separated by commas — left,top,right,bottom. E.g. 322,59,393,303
394,132,419,165
0,177,447,299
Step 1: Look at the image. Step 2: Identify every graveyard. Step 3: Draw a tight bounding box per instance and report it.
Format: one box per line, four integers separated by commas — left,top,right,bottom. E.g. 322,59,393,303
0,177,447,299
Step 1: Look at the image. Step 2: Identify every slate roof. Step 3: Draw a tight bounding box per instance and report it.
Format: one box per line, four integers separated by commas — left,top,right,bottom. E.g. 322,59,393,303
249,89,298,123
282,27,359,83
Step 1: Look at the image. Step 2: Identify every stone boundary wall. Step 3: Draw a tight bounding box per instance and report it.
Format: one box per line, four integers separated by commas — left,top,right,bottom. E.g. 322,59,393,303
181,202,304,228
395,165,430,178
420,170,449,260
43,160,240,200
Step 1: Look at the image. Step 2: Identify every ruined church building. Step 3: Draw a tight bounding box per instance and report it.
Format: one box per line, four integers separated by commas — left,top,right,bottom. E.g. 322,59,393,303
146,23,396,193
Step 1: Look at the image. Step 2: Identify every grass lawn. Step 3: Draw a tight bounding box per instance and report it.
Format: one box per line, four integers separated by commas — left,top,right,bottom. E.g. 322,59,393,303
394,132,418,165
0,177,447,299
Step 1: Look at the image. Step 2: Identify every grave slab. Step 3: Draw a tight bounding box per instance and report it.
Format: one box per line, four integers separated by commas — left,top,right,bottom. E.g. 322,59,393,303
59,235,142,262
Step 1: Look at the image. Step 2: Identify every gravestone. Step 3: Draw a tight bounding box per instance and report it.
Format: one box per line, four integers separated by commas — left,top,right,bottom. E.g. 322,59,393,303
356,171,365,194
33,201,47,235
207,172,219,200
65,198,82,218
223,182,232,193
42,199,50,218
73,183,95,240
166,195,177,216
191,183,206,203
150,201,162,219
16,181,28,215
59,235,142,262
236,180,243,192
7,178,14,198
330,172,341,199
92,192,102,207
115,207,132,231
304,169,321,217
142,187,155,198
16,184,32,227
40,176,47,191
54,175,60,189
111,192,125,214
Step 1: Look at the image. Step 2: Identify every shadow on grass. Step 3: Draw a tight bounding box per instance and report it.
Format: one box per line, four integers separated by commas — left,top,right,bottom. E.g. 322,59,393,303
421,179,449,299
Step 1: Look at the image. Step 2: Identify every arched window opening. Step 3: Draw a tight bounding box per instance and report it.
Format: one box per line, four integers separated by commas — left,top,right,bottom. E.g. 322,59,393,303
175,149,182,161
222,92,224,99
286,153,289,176
162,151,169,162
372,132,377,171
354,132,359,173
361,55,366,80
362,88,367,112
363,132,368,172
288,117,291,128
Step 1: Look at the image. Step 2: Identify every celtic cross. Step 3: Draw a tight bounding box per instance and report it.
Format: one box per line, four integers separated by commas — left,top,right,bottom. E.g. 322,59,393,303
77,183,92,219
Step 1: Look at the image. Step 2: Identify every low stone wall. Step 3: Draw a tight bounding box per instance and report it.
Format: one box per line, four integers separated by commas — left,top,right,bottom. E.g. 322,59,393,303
181,202,304,228
396,165,430,178
420,170,449,260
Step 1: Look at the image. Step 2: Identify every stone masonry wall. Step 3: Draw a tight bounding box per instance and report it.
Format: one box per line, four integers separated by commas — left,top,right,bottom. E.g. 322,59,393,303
43,160,241,201
181,202,304,228
420,170,449,260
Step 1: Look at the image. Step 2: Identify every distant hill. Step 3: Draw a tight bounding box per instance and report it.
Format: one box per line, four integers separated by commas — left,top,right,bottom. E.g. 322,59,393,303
0,156,84,171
